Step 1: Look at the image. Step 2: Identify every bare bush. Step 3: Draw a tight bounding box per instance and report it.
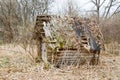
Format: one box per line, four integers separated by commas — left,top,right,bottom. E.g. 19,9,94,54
101,14,120,43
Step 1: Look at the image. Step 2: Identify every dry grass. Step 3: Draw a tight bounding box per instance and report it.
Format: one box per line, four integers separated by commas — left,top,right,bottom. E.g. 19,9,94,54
0,44,120,80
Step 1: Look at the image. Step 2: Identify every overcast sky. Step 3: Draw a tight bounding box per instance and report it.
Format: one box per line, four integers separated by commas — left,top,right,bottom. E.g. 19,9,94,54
51,0,119,16
51,0,93,14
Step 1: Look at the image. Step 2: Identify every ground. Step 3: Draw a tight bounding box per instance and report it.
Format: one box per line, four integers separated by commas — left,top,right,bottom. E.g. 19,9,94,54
0,44,120,80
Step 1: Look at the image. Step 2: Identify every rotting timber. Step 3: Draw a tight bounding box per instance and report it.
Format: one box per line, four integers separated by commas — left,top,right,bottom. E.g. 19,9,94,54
33,15,104,67
33,15,51,62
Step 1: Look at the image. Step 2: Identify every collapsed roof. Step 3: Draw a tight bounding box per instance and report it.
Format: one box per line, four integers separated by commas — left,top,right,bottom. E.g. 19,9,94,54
33,15,104,66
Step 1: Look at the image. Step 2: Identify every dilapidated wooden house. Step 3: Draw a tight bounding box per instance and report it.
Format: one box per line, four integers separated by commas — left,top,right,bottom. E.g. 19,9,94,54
33,15,104,67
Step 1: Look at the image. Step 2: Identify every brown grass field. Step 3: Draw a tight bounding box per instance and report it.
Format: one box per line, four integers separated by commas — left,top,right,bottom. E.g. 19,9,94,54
0,44,120,80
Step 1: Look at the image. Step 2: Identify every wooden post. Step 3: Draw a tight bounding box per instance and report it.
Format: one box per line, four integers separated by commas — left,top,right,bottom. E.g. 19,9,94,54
35,37,42,62
34,15,51,63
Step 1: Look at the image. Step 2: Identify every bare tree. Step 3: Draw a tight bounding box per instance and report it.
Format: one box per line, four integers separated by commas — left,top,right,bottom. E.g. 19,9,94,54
91,0,120,23
105,0,120,18
0,0,54,43
0,0,19,43
89,0,120,43
91,0,101,23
